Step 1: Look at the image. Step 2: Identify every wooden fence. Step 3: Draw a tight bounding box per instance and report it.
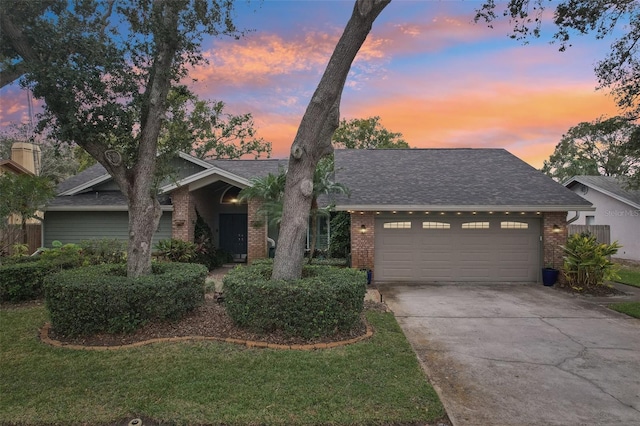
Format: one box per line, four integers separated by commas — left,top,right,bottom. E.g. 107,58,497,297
568,224,610,245
0,224,42,256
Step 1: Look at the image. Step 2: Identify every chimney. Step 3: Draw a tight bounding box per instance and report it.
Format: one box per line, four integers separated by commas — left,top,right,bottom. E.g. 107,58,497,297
11,142,41,175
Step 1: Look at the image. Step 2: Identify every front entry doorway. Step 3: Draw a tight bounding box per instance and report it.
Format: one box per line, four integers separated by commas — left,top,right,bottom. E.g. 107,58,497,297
219,213,248,262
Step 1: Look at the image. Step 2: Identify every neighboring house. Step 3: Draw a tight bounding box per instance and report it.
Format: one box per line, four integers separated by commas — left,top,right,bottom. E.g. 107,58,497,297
333,149,593,283
1,143,43,254
45,148,593,283
564,176,640,262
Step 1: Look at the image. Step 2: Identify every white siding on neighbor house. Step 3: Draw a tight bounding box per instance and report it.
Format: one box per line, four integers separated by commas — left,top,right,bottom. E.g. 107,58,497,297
43,211,172,247
569,185,640,261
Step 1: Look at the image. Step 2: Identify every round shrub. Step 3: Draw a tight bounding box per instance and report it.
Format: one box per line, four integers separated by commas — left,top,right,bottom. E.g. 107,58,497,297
223,263,367,339
45,262,207,336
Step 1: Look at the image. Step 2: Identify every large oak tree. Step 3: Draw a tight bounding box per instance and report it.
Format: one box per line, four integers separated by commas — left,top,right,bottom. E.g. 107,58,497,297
1,0,241,277
271,0,391,280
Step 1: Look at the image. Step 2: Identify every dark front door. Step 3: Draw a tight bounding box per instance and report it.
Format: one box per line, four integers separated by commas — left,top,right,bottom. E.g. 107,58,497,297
219,214,248,260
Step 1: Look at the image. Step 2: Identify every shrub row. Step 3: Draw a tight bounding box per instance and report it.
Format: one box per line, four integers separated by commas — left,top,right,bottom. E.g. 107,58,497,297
223,263,367,339
45,262,207,336
0,257,80,302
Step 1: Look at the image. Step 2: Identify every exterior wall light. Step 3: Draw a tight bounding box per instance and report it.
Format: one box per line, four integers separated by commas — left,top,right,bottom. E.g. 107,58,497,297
360,224,367,234
552,224,561,233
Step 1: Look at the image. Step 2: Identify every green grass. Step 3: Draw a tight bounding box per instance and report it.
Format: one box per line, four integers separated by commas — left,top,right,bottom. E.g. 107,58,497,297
609,302,640,319
615,266,640,288
0,306,445,425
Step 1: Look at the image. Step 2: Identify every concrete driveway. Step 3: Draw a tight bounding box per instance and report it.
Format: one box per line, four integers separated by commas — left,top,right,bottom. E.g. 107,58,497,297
378,283,640,426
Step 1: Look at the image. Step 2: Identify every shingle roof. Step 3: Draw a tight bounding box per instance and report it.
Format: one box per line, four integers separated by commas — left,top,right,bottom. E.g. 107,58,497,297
333,148,592,210
46,191,171,209
565,176,640,209
56,163,108,194
207,158,288,180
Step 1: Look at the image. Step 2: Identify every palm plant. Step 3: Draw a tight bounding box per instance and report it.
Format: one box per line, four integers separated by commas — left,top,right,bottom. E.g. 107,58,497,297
237,159,349,262
238,169,287,229
308,158,349,263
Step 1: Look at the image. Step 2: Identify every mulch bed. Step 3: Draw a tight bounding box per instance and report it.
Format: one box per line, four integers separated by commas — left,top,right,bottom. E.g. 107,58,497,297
48,296,387,348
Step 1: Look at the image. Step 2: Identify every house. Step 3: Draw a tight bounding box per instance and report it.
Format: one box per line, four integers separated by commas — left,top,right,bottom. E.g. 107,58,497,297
45,152,329,261
45,148,593,282
333,149,593,282
564,176,640,262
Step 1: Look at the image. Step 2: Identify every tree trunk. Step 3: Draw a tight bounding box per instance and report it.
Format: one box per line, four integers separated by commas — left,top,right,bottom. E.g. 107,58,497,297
271,0,390,280
127,191,162,277
308,199,319,264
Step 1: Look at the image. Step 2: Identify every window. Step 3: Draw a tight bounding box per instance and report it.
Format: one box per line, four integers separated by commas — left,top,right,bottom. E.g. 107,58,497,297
586,216,595,225
220,186,245,204
501,221,529,229
383,221,411,229
422,221,450,229
461,221,490,229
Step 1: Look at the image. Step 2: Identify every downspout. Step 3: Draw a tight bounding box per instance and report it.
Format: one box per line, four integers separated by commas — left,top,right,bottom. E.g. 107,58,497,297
567,211,580,224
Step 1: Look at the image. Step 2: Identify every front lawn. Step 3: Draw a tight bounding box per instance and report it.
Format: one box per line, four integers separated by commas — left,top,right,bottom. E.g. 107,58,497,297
609,302,640,319
0,305,446,425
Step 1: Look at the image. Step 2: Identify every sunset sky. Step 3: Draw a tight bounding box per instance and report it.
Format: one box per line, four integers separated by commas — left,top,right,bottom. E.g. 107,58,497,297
0,0,623,169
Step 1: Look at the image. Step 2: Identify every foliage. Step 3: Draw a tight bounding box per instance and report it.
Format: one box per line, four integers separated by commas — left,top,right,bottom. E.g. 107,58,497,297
561,232,621,289
0,0,243,278
332,116,410,149
0,308,445,425
162,89,271,160
308,157,349,263
0,261,48,302
224,262,367,339
0,256,79,302
0,128,87,184
609,302,640,318
542,116,639,184
0,172,55,243
475,1,640,118
193,210,226,270
154,239,198,263
79,238,127,265
238,168,287,228
45,262,207,336
329,211,351,258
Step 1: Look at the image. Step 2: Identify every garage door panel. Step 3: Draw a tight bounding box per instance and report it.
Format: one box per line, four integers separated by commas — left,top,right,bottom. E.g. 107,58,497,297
375,216,540,282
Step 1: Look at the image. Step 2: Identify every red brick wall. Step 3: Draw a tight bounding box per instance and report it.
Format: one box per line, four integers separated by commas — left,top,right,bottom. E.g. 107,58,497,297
543,212,568,281
171,186,196,242
350,212,375,272
247,198,267,263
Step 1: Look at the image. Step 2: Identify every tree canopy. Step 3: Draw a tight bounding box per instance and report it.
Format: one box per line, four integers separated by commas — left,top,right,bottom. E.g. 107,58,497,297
332,116,410,149
0,0,243,277
542,116,639,186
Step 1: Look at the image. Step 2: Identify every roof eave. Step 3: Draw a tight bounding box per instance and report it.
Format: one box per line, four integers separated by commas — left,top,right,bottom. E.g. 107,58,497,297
44,205,174,212
335,205,596,212
159,166,251,193
565,177,640,210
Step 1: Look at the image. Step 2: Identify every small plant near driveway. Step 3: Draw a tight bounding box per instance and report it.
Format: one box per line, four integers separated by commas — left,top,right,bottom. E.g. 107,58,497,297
561,232,621,292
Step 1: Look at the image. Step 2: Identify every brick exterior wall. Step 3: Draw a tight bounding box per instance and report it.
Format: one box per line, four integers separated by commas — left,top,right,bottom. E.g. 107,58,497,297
543,212,568,283
171,186,196,242
350,212,375,273
247,198,267,263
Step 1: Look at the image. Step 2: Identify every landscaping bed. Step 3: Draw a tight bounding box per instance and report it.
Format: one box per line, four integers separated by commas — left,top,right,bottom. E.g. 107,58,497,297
47,295,384,348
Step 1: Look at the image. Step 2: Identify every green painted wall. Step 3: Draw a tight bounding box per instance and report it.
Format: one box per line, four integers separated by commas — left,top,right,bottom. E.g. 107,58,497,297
43,211,172,247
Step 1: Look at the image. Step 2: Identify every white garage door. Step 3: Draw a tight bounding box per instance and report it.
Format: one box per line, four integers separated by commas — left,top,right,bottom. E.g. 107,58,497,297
374,215,541,282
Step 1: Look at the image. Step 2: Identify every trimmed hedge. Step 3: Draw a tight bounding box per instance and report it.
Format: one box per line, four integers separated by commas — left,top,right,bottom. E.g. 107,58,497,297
223,263,367,339
45,262,207,336
0,258,80,302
